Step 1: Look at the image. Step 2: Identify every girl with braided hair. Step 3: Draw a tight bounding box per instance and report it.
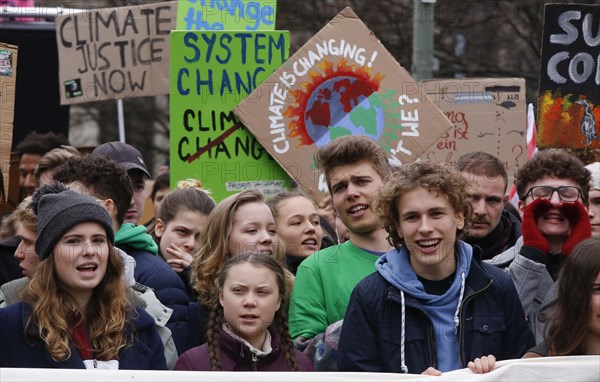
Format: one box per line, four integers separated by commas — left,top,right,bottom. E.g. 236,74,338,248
185,189,295,351
175,252,313,371
191,189,285,309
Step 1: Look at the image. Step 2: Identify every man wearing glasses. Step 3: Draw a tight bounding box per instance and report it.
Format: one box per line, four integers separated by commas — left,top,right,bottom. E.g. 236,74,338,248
489,150,592,341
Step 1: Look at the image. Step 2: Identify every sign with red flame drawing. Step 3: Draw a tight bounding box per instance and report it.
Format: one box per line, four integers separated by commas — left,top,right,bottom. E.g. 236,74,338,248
234,7,451,200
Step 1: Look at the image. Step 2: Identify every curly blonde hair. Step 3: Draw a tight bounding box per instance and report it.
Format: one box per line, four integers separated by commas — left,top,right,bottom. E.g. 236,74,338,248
374,163,473,249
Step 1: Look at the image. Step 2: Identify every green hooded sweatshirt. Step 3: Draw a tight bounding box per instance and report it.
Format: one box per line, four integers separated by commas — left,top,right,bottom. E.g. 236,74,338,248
115,223,158,255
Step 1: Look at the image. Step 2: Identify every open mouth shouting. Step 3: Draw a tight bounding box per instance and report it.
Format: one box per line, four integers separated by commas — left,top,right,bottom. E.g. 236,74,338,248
76,262,99,276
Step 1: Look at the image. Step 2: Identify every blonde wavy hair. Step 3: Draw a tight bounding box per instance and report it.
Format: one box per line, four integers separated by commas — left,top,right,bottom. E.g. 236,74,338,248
191,189,289,307
374,162,473,249
14,197,36,231
176,178,212,195
21,244,135,362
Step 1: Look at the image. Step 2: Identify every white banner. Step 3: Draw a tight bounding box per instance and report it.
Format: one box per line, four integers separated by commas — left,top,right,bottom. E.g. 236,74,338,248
0,356,598,381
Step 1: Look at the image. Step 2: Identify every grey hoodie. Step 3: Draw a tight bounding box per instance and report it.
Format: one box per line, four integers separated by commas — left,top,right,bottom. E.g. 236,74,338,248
486,236,555,340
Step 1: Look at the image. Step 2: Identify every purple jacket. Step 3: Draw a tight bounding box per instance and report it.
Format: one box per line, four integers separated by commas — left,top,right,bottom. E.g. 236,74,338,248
175,327,314,371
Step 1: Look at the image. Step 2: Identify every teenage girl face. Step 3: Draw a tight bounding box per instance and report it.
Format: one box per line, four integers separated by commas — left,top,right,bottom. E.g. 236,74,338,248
228,202,277,256
155,210,206,260
219,262,281,349
52,222,109,305
274,196,323,257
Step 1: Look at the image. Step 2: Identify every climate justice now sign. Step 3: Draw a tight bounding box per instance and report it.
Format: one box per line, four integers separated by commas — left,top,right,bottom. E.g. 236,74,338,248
55,1,177,104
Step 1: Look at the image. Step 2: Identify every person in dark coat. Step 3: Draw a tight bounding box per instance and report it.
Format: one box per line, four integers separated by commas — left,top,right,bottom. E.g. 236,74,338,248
175,253,313,371
0,303,165,369
338,163,533,375
0,183,166,369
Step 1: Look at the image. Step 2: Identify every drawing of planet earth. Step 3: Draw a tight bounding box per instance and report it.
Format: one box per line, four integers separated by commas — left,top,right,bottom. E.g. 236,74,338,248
304,76,384,148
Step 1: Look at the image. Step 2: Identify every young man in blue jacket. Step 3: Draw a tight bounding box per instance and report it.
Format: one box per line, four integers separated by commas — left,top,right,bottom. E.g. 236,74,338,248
338,162,533,374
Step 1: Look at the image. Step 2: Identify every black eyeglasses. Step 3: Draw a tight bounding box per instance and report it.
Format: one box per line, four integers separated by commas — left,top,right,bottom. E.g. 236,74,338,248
521,186,583,202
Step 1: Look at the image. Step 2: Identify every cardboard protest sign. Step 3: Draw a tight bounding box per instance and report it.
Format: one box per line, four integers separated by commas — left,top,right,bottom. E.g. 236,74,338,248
419,78,526,185
0,42,17,203
176,0,277,31
170,31,291,201
234,7,452,200
538,3,600,149
55,1,177,105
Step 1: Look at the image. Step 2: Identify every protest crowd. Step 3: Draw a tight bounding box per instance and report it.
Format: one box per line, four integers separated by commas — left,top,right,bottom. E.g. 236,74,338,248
0,0,598,378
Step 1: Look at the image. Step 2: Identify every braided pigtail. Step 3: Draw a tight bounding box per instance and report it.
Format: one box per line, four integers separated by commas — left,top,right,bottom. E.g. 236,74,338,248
206,307,224,371
276,305,300,371
218,252,299,370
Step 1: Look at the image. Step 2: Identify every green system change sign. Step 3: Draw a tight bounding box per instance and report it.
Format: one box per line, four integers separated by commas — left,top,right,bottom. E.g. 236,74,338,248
170,31,291,201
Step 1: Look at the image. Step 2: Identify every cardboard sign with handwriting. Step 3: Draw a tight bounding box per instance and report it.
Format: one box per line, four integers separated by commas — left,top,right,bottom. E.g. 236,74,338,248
0,42,17,202
234,7,451,201
55,1,177,104
170,31,290,201
419,78,526,185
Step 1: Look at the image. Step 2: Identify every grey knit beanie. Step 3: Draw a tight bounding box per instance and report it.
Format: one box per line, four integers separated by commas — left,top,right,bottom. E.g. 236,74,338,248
31,183,114,260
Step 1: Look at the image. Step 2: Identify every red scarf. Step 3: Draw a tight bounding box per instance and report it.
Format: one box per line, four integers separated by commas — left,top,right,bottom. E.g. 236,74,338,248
72,323,93,360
